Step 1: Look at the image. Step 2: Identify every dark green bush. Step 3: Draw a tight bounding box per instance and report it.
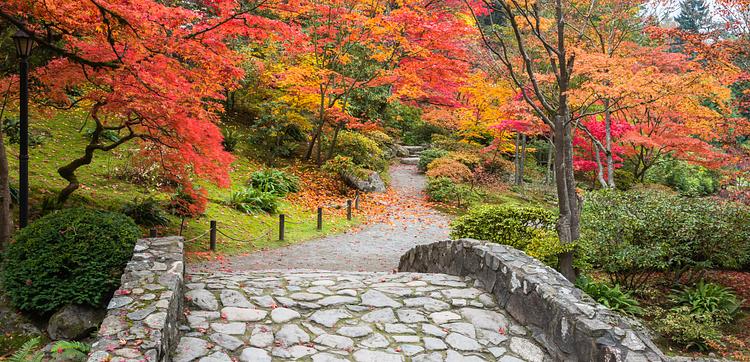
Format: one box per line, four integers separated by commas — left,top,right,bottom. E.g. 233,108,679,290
418,148,449,172
3,208,140,314
121,197,170,228
450,204,556,248
581,189,750,290
249,169,300,196
425,177,479,206
226,187,279,214
575,276,643,315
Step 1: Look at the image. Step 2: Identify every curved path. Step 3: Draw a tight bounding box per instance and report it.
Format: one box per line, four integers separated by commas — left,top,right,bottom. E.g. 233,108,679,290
190,163,451,273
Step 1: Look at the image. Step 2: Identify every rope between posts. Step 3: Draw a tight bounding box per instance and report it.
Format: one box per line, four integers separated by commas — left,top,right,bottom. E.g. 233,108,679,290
184,230,210,242
217,227,271,243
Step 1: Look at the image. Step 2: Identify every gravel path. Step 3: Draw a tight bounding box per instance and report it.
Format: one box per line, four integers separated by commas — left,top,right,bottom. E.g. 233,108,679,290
190,163,451,273
175,270,551,362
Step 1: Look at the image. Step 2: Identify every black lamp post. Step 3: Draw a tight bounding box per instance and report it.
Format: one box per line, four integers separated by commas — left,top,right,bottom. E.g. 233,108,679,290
12,29,34,228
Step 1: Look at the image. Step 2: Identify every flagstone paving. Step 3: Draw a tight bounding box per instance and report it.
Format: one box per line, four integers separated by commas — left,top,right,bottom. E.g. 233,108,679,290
174,271,551,362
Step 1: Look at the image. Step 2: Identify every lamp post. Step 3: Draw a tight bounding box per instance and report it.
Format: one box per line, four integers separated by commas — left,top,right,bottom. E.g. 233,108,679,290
12,29,34,228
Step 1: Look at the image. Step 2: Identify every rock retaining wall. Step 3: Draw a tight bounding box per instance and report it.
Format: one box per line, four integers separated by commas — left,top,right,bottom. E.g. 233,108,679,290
87,236,185,362
398,239,666,362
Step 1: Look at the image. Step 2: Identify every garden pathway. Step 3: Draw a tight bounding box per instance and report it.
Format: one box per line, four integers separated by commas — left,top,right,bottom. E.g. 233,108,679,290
189,163,451,273
174,270,550,362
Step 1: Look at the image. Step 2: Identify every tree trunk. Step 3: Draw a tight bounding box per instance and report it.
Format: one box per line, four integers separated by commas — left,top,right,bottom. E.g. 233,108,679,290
594,140,607,188
545,138,554,184
514,133,521,185
324,122,344,164
603,99,615,188
0,81,14,247
305,88,327,160
518,133,526,187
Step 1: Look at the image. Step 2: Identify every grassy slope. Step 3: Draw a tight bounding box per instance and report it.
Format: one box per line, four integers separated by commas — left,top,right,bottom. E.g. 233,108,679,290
7,110,357,258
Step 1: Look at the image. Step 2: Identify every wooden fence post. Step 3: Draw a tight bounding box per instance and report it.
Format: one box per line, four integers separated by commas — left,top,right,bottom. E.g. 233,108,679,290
279,214,285,241
209,220,217,252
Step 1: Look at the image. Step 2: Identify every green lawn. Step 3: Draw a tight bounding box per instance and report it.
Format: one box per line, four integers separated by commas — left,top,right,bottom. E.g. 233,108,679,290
6,110,358,256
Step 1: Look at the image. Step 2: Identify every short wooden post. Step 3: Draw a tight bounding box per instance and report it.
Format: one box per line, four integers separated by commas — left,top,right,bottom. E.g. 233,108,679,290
355,191,360,210
346,200,352,221
317,207,323,231
149,228,157,238
279,214,285,241
209,220,217,252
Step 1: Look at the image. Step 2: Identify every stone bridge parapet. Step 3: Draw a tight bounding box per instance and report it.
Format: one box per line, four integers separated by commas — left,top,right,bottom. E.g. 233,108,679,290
398,239,666,362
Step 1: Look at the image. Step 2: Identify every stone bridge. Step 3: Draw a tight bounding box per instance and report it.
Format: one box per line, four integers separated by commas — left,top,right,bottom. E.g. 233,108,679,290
86,237,666,362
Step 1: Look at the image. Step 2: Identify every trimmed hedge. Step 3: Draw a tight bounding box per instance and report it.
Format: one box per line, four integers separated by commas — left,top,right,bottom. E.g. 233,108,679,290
3,208,140,314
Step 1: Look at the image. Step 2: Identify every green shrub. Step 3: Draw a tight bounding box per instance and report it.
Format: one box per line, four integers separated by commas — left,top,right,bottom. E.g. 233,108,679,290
425,177,479,206
7,337,43,362
332,131,386,171
249,169,300,196
226,187,279,214
121,197,170,228
646,160,719,197
363,130,393,147
3,208,140,314
575,276,643,315
450,204,556,249
221,127,242,152
581,189,750,290
403,121,444,145
649,306,724,351
670,281,742,319
418,148,449,172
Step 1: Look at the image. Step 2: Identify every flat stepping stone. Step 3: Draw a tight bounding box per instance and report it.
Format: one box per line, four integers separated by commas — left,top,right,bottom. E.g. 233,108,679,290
400,157,420,165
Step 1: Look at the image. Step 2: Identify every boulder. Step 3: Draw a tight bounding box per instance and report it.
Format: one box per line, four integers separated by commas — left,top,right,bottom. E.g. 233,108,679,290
342,171,386,193
400,157,420,165
391,144,410,158
47,305,105,340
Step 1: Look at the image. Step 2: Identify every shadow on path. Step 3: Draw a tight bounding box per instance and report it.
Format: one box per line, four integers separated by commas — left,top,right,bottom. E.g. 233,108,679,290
189,163,451,272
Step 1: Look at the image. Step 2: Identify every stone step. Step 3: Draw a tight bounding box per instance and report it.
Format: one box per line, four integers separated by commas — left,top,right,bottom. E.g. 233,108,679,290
400,157,420,165
403,145,426,152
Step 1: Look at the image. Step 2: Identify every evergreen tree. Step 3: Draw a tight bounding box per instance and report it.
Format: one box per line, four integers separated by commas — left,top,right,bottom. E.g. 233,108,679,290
675,0,711,33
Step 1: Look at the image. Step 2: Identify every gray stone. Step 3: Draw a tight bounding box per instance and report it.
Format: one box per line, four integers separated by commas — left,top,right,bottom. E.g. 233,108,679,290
290,292,323,301
442,322,476,338
220,290,252,308
424,337,448,351
211,322,246,335
275,324,310,346
210,333,244,351
250,295,276,308
400,344,424,356
314,334,355,349
422,324,448,337
445,350,484,362
310,308,352,327
430,311,461,325
361,308,397,323
187,289,219,311
173,337,210,362
107,296,133,309
249,325,274,348
361,290,402,308
239,347,272,362
445,333,481,351
220,307,266,321
47,305,105,340
385,323,415,334
199,352,233,362
271,307,300,323
318,295,358,306
337,324,373,338
459,308,508,331
396,309,427,323
313,352,350,362
353,349,403,362
393,335,419,343
359,333,390,348
404,297,450,312
508,337,545,361
343,170,387,193
413,352,444,362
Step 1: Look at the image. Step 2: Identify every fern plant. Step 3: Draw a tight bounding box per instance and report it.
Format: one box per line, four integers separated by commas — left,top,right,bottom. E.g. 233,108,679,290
51,340,91,361
8,337,43,362
576,276,643,316
670,280,743,319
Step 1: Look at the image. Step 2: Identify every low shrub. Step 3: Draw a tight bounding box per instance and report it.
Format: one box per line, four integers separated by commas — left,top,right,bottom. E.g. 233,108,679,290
226,187,279,214
575,276,643,315
418,148,449,172
121,197,170,228
363,130,393,147
670,281,742,319
2,208,140,314
581,189,750,290
249,169,300,196
426,157,473,183
425,177,479,206
450,204,555,249
648,306,724,351
646,159,719,197
332,131,386,171
448,152,481,170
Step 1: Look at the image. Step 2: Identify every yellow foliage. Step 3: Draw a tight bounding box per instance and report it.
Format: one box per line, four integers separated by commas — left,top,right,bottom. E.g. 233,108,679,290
426,157,473,182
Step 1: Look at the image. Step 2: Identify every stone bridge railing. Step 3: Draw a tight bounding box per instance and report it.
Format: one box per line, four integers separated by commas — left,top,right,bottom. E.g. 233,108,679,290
87,236,184,362
398,239,667,362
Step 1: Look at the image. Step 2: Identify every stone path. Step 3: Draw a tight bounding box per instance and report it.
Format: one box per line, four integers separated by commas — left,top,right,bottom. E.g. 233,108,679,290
189,163,450,273
175,271,551,362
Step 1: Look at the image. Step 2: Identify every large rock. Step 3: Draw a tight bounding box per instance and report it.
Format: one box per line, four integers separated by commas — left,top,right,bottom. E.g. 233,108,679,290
342,171,386,193
391,144,410,158
47,305,105,340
